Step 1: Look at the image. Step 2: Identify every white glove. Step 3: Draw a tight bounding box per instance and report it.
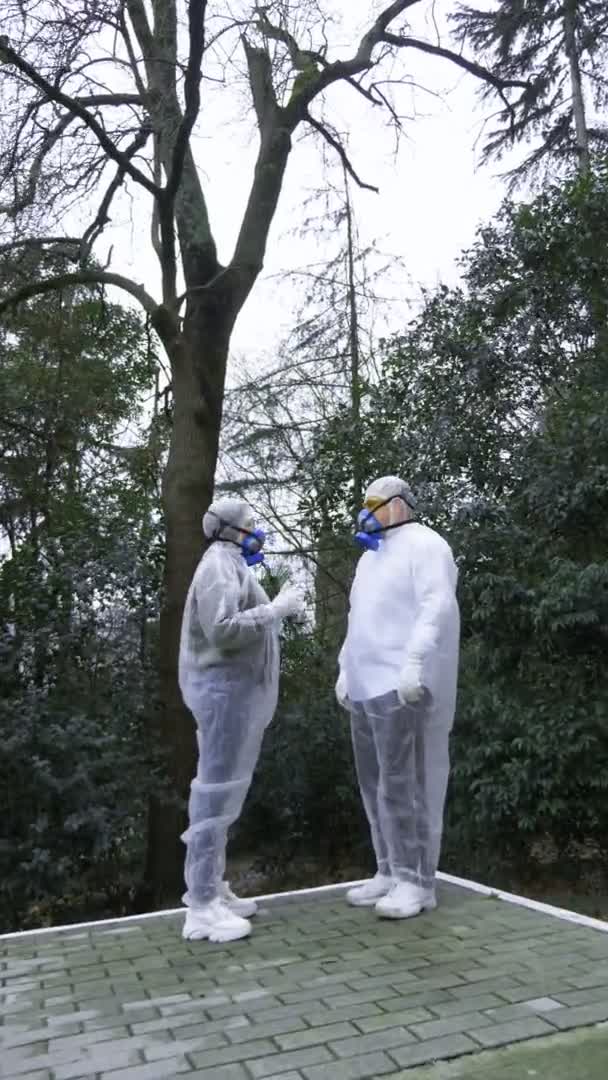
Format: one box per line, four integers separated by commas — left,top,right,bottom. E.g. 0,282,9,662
335,671,348,709
271,583,305,620
397,660,425,705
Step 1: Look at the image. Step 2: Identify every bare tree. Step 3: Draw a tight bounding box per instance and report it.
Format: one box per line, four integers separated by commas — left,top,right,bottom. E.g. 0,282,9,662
0,0,526,900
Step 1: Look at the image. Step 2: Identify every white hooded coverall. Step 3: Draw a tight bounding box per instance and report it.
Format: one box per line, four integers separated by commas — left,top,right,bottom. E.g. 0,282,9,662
179,541,280,907
339,521,460,891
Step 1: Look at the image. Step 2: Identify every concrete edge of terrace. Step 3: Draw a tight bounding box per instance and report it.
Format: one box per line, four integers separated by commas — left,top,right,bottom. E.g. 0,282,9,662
2,869,608,941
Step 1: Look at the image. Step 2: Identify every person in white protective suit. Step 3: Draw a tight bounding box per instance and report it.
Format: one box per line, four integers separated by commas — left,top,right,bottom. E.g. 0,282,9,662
178,496,304,943
336,476,460,919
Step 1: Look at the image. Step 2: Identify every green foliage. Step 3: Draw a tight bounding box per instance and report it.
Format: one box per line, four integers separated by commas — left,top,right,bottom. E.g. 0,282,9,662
0,282,164,929
306,168,608,880
235,628,368,867
5,169,608,925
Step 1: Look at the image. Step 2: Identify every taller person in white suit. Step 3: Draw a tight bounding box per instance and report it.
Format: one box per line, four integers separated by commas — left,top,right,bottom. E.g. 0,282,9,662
336,476,460,919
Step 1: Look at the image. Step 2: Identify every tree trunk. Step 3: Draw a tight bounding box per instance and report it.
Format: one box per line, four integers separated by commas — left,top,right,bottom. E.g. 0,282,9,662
344,169,363,515
143,294,234,904
563,1,590,174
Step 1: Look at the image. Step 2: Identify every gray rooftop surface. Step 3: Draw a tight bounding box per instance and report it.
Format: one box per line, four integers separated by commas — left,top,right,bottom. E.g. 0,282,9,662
2,882,608,1079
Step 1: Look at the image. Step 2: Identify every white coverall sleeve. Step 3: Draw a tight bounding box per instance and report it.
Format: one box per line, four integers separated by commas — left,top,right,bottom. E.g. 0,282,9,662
195,555,278,651
406,542,458,671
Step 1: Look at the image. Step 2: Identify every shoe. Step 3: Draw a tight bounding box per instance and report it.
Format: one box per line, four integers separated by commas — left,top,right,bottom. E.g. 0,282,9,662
221,881,258,918
346,873,393,907
375,882,437,920
182,898,252,942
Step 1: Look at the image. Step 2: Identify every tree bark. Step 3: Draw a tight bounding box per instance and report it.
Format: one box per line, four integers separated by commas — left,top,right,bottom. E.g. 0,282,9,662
563,0,590,175
144,287,236,902
344,170,363,515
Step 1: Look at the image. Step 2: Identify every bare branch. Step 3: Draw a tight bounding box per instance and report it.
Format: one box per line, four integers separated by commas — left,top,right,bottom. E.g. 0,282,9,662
0,270,158,319
80,125,153,259
284,0,425,114
242,36,278,130
381,34,530,93
76,93,143,108
125,0,218,288
165,0,207,200
0,39,157,197
151,134,163,262
305,112,380,193
0,112,73,216
342,75,384,108
119,3,149,98
253,6,325,71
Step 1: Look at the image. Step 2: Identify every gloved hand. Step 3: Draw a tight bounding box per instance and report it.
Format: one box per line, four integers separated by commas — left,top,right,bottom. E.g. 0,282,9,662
271,583,305,620
335,671,348,709
397,660,425,705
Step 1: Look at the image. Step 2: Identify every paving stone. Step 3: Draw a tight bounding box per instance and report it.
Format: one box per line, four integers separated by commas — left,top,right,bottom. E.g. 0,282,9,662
497,979,577,1004
567,971,608,990
303,1002,383,1027
129,1011,199,1035
186,1067,251,1080
247,1074,304,1080
324,988,399,1010
85,1007,160,1032
546,1000,608,1030
278,984,350,1005
275,1021,357,1050
206,996,283,1020
52,1041,144,1080
145,1030,228,1060
470,1015,556,1048
483,1002,547,1023
228,1015,310,1044
6,1072,52,1080
247,1002,321,1027
556,986,608,1007
429,993,504,1017
373,989,453,1015
47,1025,131,1053
302,1052,397,1080
186,1067,250,1080
123,993,191,1011
2,1025,60,1049
0,1044,53,1077
388,1032,479,1069
188,1036,277,1070
346,972,423,993
354,1006,433,1032
409,1010,494,1041
329,1024,417,1059
100,1059,191,1080
524,996,565,1012
248,1045,334,1077
391,972,466,994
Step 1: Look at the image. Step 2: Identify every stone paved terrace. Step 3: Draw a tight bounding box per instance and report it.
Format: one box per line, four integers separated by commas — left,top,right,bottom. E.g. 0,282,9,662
2,880,608,1080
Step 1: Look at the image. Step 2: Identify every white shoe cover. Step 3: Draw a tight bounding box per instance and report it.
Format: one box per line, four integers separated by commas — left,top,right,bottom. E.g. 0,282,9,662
221,881,258,918
346,873,393,907
375,881,437,919
182,898,252,942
